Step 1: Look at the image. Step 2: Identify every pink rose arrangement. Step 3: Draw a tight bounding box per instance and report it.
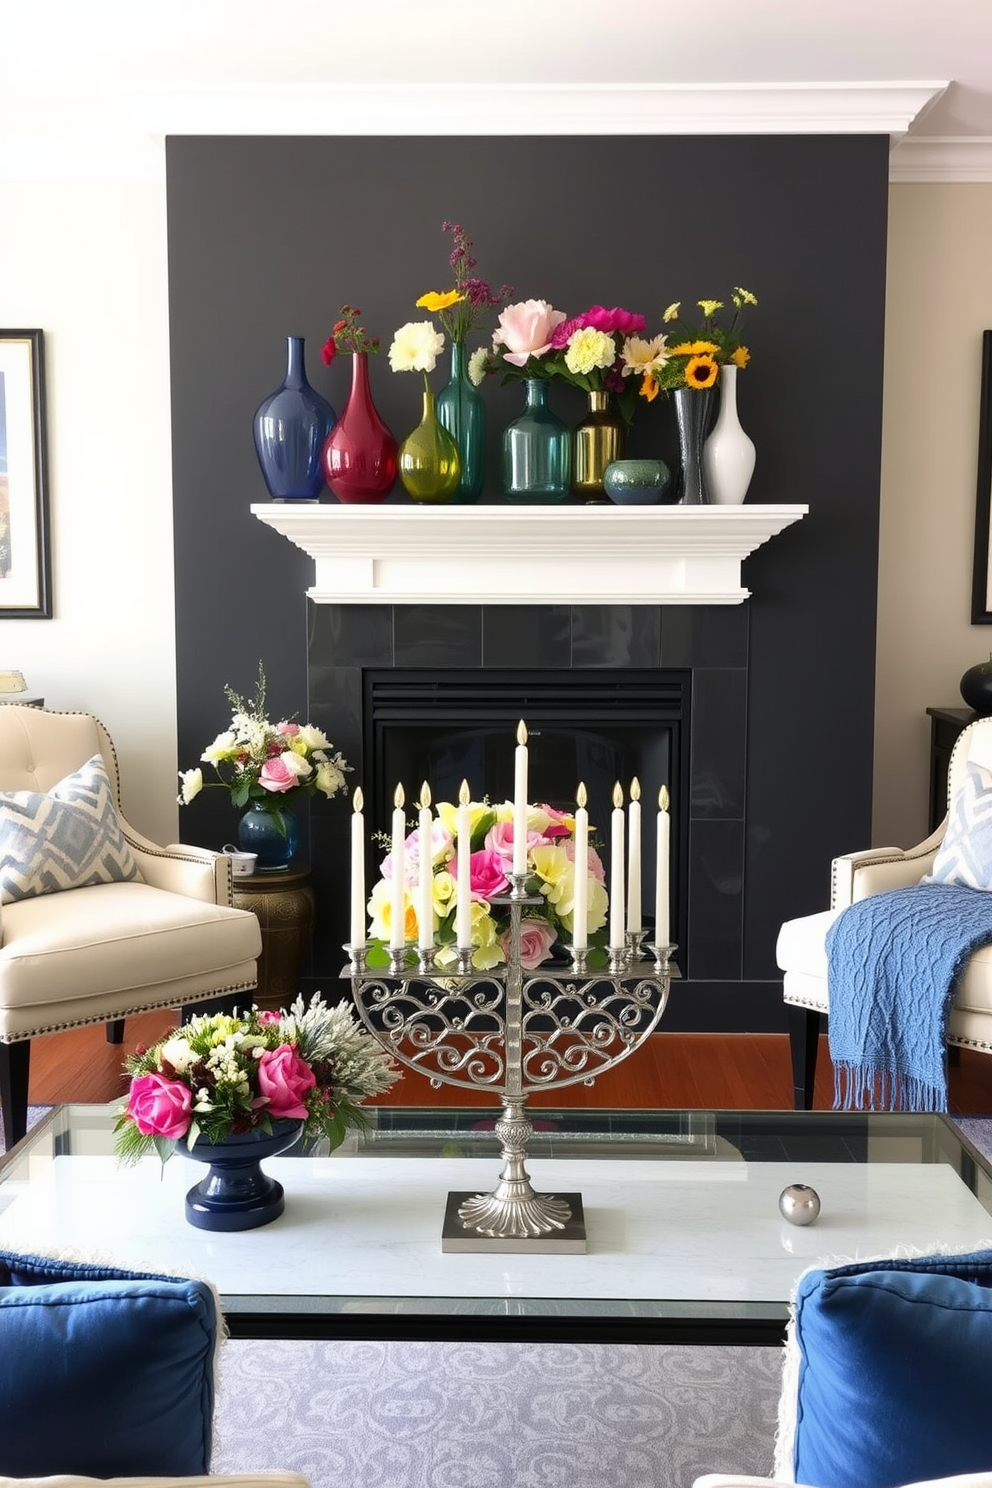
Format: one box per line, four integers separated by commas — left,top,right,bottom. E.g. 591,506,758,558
177,661,351,828
367,799,610,971
114,992,400,1165
478,301,649,424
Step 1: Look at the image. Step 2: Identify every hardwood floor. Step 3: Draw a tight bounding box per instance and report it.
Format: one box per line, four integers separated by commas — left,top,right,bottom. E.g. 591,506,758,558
27,1012,992,1115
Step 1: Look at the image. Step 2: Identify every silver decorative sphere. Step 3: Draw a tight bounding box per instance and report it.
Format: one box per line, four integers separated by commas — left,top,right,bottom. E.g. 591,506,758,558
779,1183,821,1226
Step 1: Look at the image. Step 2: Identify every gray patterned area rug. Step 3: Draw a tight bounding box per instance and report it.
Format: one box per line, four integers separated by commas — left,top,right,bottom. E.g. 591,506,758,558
211,1339,783,1488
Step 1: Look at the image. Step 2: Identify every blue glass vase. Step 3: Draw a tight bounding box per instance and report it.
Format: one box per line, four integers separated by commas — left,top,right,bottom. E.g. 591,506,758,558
501,379,571,503
252,336,336,502
237,801,300,871
436,342,485,503
178,1119,303,1231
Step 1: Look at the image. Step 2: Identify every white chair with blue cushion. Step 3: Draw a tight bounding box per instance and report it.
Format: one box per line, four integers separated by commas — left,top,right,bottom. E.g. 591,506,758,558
775,716,992,1108
693,1248,992,1488
0,1243,311,1487
0,705,262,1146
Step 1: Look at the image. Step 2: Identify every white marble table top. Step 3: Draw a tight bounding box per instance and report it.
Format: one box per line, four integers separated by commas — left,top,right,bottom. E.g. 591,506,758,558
1,1150,990,1318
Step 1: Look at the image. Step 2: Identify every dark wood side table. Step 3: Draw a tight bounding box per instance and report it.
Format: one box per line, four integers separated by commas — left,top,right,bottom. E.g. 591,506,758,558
232,864,315,1012
926,706,976,832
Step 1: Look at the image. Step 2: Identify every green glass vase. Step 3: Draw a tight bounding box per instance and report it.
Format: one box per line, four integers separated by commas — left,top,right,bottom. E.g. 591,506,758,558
436,342,485,503
398,387,461,503
501,379,571,503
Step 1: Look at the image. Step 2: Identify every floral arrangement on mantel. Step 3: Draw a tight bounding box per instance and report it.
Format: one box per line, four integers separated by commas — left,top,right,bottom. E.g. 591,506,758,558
640,287,758,402
367,799,609,970
476,300,656,424
416,220,513,347
113,994,400,1164
177,661,351,821
320,304,381,366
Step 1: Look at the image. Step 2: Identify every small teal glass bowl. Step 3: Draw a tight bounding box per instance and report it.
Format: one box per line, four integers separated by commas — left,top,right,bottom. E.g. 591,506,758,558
602,458,672,505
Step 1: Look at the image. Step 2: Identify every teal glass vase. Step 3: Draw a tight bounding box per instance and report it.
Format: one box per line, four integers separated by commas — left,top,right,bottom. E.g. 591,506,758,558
237,801,300,871
436,342,485,503
398,387,461,503
501,380,571,503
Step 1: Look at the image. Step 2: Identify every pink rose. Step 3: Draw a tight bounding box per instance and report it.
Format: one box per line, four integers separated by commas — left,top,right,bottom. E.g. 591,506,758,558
258,755,301,793
469,848,510,901
484,821,541,862
127,1072,192,1139
500,917,557,969
257,1010,282,1026
562,839,606,882
535,803,572,840
257,1044,316,1119
276,721,300,736
582,305,646,337
492,299,567,368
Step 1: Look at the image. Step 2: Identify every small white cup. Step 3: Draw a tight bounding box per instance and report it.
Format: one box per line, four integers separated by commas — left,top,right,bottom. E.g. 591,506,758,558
223,845,258,878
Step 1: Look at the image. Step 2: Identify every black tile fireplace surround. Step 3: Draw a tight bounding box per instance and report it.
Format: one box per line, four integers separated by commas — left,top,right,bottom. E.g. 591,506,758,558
304,600,777,1033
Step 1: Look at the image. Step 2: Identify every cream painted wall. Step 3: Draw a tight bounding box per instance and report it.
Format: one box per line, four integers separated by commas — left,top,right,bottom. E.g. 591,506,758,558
874,183,992,850
0,169,987,857
0,176,180,844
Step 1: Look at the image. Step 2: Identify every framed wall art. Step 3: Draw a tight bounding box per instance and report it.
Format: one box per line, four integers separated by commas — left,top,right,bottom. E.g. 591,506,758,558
972,329,992,623
0,330,51,618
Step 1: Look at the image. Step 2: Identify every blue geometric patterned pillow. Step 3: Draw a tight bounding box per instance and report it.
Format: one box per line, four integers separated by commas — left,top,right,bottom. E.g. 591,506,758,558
0,753,141,905
927,759,992,890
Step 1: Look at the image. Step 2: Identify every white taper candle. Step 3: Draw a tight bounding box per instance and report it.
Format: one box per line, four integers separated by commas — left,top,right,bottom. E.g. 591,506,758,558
513,719,529,876
350,786,366,947
627,776,642,933
656,785,670,948
573,782,589,950
417,781,433,952
456,779,473,948
609,781,625,950
390,783,406,950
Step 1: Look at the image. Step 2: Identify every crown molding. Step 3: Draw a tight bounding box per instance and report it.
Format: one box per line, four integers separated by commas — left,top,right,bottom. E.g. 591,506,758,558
0,81,953,184
123,80,946,139
889,135,992,182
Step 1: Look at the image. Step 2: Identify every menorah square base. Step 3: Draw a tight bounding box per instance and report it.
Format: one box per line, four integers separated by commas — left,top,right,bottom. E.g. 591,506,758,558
441,1191,587,1253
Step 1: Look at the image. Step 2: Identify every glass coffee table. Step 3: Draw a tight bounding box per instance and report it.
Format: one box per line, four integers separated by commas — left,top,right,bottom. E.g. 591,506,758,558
1,1103,990,1345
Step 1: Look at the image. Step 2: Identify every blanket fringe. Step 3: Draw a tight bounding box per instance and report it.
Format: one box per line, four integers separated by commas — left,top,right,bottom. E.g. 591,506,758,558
833,1059,946,1113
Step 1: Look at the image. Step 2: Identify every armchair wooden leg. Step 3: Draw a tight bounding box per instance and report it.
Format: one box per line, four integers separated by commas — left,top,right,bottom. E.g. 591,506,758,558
106,1019,125,1045
787,1004,822,1111
0,1040,31,1148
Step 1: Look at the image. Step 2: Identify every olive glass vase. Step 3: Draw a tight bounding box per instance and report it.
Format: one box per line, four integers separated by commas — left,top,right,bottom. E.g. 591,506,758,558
398,386,461,503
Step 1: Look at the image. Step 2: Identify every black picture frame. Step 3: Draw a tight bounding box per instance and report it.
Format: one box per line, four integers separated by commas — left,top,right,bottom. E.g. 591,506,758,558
0,329,51,618
972,330,992,622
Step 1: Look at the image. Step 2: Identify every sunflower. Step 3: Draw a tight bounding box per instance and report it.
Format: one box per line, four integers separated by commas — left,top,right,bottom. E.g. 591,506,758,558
683,354,719,390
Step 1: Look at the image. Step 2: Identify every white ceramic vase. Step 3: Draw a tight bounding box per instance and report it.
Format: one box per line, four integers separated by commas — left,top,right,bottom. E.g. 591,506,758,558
702,364,756,505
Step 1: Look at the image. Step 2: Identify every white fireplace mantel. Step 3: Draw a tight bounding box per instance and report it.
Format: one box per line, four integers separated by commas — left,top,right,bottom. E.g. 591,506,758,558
251,503,808,606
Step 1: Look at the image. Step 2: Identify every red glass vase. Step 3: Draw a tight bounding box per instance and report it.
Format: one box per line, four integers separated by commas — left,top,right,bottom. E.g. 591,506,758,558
321,352,398,504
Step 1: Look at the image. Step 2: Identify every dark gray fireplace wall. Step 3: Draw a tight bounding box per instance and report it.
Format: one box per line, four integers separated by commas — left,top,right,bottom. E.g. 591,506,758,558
166,134,888,1030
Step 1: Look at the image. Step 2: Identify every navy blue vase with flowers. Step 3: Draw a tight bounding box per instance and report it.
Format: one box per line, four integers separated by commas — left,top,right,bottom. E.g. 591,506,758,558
253,335,336,501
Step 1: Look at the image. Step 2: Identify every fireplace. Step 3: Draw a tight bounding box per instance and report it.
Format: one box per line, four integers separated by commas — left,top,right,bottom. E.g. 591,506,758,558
305,600,753,1027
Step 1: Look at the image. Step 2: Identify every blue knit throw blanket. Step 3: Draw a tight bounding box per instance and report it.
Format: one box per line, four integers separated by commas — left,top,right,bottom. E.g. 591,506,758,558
826,881,992,1111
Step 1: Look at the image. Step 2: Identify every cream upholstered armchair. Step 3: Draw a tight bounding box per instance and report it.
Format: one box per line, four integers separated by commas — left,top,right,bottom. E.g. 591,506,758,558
776,716,992,1108
0,705,262,1146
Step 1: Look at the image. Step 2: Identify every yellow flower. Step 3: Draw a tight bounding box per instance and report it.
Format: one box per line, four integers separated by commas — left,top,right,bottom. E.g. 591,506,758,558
416,290,465,313
684,354,718,390
733,287,758,307
366,877,418,943
670,340,720,357
564,327,616,377
558,877,608,935
530,843,571,895
436,799,491,840
731,345,751,369
640,372,659,402
662,302,680,322
431,869,457,917
697,299,724,318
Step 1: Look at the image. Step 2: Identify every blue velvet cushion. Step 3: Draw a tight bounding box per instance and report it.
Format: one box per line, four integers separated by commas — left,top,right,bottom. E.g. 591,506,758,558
0,1248,218,1478
786,1250,992,1488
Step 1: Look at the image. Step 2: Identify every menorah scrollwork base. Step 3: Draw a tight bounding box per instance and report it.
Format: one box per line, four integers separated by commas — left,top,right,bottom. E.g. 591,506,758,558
347,894,675,1253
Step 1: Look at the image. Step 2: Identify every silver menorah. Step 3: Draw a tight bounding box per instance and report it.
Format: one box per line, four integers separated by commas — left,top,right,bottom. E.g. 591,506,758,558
345,872,674,1253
